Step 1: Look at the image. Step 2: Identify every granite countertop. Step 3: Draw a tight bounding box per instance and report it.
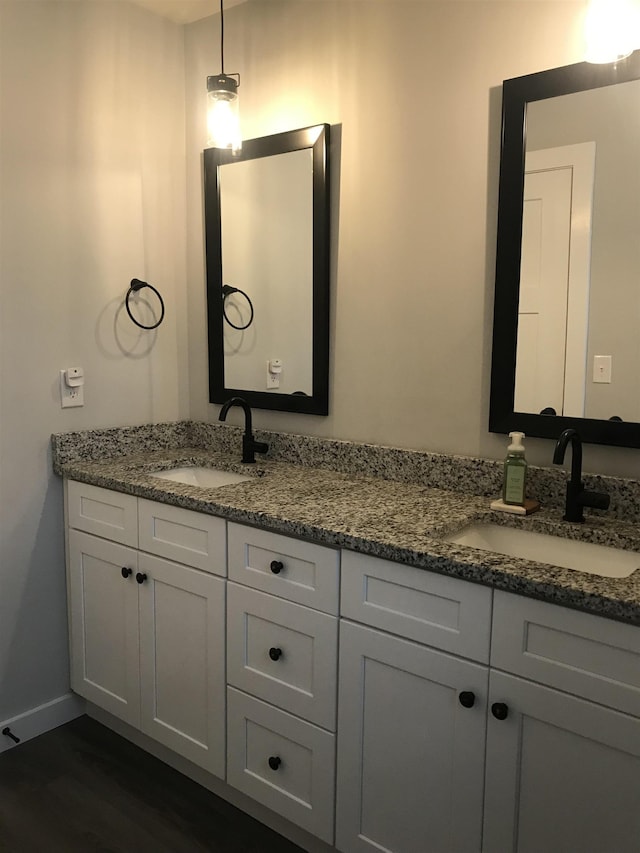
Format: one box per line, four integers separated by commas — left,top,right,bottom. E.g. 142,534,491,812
56,445,640,626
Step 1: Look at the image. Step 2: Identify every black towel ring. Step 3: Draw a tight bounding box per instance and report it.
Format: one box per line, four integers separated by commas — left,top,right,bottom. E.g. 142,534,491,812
126,278,165,330
222,284,254,330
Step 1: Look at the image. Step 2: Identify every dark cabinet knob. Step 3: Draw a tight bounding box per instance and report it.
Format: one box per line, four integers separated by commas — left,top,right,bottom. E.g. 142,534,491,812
268,756,281,771
459,691,475,708
121,567,132,579
135,572,148,584
270,560,284,574
491,702,509,721
269,647,283,661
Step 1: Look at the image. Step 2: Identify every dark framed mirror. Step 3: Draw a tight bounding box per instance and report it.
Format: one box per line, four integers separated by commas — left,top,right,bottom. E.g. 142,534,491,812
204,124,330,415
489,51,640,448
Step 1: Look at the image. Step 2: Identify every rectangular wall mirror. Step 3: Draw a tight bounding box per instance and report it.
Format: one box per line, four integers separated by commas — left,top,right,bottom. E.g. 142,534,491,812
489,52,640,448
203,124,330,415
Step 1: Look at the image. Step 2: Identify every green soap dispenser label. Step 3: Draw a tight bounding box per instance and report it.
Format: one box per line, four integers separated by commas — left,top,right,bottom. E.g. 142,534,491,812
504,466,526,504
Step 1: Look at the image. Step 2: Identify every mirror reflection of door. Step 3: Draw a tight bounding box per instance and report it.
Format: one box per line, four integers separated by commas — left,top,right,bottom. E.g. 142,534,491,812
220,149,313,395
515,143,595,417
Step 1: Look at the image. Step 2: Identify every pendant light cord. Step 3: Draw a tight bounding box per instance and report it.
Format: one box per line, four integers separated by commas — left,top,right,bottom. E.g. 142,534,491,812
219,0,225,73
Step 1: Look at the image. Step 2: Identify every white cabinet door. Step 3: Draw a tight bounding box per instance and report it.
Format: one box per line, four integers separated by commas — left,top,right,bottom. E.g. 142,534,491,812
336,621,487,853
483,671,640,853
68,530,140,726
138,553,226,779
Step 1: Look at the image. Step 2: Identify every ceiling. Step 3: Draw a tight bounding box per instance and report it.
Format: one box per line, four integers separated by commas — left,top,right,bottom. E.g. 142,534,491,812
129,0,246,24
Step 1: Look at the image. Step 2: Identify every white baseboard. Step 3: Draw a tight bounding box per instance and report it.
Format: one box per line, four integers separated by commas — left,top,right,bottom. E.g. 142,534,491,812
0,692,85,754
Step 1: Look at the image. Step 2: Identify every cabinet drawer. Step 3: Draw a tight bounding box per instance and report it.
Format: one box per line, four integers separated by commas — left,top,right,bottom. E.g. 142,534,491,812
67,480,138,547
227,583,337,730
227,687,335,844
138,499,226,575
227,522,339,613
492,591,640,717
341,550,492,663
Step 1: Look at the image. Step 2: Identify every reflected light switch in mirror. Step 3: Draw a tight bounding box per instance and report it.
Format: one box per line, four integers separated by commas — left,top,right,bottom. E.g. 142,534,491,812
593,355,612,383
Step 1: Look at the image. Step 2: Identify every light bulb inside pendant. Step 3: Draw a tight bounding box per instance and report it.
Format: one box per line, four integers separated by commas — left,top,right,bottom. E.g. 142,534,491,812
207,73,241,152
584,0,640,63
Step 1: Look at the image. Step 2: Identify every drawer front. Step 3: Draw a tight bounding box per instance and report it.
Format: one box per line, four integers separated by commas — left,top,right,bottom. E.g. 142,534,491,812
492,591,640,717
341,550,492,663
227,687,335,844
138,499,226,575
227,522,339,613
67,480,138,547
227,583,337,730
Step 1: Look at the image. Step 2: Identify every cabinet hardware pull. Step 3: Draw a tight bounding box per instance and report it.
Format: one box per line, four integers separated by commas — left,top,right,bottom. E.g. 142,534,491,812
135,572,148,584
121,567,132,579
491,702,509,720
459,691,475,708
269,647,283,661
270,560,284,574
268,756,282,770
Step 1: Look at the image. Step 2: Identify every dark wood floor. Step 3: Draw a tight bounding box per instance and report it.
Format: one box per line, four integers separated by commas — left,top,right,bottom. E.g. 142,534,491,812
0,715,304,853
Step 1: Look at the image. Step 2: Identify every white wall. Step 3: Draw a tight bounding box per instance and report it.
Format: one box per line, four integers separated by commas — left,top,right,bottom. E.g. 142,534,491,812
0,1,188,722
186,1,640,479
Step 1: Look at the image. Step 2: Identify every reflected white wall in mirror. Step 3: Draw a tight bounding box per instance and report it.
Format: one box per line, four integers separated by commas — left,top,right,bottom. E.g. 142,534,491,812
220,149,313,395
515,79,640,422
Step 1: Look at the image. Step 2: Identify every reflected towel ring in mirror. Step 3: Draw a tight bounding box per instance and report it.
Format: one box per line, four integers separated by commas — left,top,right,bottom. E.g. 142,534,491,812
125,278,165,330
222,284,254,330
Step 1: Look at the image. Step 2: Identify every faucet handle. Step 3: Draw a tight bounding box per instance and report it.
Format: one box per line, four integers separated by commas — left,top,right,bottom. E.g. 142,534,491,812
241,434,269,463
582,490,610,511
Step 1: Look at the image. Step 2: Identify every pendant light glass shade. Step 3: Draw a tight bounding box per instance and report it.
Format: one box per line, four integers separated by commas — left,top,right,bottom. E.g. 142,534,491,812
207,73,241,152
584,0,640,63
207,0,242,153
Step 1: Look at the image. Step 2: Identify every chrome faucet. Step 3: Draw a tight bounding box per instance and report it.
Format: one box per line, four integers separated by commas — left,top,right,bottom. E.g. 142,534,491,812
218,396,269,464
552,428,610,522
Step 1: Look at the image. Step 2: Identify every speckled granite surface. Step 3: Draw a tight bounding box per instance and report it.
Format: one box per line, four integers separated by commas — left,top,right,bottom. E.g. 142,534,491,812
51,422,640,625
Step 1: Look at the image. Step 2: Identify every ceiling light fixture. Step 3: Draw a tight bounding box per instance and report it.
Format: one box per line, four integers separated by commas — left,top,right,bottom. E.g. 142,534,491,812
207,0,241,152
584,0,640,63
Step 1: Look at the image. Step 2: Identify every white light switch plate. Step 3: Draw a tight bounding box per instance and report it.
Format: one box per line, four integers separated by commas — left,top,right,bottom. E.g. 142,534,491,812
593,355,612,384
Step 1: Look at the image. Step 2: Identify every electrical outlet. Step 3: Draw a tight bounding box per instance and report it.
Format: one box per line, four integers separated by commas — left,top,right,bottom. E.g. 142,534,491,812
60,369,84,408
267,361,280,390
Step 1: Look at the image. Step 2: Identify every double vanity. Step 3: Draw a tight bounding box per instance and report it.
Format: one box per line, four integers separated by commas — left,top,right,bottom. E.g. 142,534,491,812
53,420,640,853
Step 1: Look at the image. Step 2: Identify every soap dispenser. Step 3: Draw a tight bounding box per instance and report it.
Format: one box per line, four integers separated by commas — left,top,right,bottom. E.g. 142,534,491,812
503,431,527,506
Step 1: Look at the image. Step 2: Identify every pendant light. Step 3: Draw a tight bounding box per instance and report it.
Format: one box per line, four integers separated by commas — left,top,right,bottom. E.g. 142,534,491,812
207,0,241,152
584,0,640,63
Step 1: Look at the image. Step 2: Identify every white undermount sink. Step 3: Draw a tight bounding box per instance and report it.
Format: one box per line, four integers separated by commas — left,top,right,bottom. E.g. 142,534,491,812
444,523,639,579
149,466,255,488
